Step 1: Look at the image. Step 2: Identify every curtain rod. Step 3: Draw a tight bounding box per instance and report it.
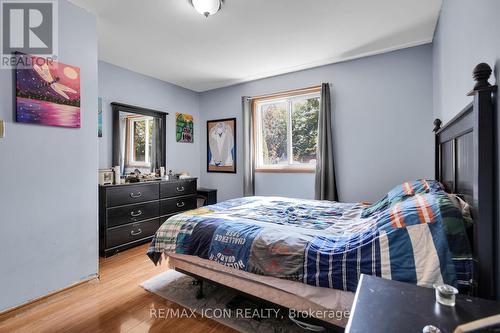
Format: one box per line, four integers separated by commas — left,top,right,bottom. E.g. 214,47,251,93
251,85,322,101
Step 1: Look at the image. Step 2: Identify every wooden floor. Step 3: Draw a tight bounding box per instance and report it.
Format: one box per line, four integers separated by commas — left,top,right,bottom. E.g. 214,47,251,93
0,244,237,333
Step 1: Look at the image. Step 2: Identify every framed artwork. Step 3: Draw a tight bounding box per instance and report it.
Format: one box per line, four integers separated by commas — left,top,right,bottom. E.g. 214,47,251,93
15,53,81,128
98,97,103,137
176,112,194,143
207,118,236,173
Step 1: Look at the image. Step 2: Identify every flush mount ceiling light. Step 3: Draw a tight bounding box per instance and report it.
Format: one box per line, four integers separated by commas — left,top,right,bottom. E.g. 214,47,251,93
190,0,224,18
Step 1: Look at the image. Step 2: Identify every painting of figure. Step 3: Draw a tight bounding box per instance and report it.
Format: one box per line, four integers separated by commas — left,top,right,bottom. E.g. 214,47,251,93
15,53,81,128
207,118,236,173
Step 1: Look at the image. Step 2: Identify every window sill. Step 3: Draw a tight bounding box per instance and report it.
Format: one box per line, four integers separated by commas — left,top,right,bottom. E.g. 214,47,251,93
255,168,315,174
127,163,152,168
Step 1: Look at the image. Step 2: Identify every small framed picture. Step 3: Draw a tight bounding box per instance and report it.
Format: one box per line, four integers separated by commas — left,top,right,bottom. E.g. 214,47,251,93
207,118,236,173
99,169,114,185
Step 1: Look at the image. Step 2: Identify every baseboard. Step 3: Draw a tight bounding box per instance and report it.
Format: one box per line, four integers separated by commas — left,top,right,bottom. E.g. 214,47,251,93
0,273,99,319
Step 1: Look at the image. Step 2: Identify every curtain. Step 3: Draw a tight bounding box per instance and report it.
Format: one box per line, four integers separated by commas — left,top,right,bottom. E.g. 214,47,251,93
242,96,255,196
119,116,127,174
315,83,338,201
150,118,162,173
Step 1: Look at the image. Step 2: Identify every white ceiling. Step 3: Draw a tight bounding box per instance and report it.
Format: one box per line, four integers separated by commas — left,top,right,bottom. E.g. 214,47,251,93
69,0,442,92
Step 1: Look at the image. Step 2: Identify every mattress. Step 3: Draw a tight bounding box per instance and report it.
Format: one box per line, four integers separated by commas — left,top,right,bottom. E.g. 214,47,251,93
149,181,464,293
166,252,355,327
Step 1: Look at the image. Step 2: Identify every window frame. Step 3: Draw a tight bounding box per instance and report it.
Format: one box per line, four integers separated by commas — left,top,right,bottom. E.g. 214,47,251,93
252,87,321,173
127,116,152,167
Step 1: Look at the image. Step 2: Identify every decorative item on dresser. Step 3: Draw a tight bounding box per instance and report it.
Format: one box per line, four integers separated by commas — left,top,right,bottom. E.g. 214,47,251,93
99,178,197,257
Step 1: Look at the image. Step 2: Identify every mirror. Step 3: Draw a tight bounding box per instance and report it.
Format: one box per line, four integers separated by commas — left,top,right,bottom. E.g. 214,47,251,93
111,103,167,176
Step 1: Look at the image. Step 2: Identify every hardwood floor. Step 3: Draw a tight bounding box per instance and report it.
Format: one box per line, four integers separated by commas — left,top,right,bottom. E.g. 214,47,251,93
0,244,237,333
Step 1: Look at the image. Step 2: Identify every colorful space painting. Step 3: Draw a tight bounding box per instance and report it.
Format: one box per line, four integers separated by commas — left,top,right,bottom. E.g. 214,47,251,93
15,53,81,128
98,97,103,137
207,118,236,173
176,112,194,143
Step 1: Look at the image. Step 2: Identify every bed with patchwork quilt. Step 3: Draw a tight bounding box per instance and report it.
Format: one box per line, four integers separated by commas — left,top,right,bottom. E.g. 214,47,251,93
147,180,474,293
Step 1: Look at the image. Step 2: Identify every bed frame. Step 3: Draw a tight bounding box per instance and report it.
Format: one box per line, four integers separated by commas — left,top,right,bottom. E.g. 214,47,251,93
433,63,498,300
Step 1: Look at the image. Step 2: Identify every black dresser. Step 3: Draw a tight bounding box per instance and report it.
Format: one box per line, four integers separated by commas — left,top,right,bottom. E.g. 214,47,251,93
99,178,197,257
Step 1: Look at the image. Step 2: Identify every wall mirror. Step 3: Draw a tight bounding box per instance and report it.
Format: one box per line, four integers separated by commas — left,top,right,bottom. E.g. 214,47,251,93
111,102,167,176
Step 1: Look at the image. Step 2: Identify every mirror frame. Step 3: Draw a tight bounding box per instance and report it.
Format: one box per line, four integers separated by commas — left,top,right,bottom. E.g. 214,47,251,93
111,102,168,172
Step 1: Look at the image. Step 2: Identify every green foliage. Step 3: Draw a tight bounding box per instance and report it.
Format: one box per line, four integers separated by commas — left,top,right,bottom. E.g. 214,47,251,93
292,98,319,163
262,105,287,164
134,120,146,161
260,97,319,165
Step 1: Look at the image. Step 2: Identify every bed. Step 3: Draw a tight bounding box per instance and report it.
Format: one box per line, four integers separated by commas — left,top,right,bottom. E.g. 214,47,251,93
147,63,497,330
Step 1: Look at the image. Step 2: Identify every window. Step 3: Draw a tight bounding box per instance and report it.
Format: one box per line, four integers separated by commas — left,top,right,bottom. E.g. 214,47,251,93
128,117,153,166
253,89,320,172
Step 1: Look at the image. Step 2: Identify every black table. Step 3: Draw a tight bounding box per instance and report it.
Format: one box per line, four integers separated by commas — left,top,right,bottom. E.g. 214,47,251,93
197,187,217,205
346,274,500,333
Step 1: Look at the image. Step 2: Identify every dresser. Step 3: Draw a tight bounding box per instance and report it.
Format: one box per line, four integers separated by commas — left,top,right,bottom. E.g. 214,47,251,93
99,178,197,257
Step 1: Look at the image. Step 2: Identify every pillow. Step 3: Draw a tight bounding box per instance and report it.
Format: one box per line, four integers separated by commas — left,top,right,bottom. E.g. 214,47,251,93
447,193,473,228
436,193,472,258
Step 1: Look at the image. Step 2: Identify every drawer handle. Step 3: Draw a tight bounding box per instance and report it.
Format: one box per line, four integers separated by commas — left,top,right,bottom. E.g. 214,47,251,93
130,192,142,198
130,228,142,236
130,210,142,217
176,202,185,208
176,186,185,192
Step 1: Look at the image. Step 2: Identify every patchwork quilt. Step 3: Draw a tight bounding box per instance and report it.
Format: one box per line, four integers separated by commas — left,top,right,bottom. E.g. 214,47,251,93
148,180,471,292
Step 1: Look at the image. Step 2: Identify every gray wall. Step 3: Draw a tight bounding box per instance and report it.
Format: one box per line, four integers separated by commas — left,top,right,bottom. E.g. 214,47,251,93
255,173,315,199
0,1,98,312
98,61,201,178
432,0,500,298
199,45,435,203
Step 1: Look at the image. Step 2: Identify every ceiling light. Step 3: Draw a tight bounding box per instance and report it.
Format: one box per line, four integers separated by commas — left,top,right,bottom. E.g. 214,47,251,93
190,0,223,18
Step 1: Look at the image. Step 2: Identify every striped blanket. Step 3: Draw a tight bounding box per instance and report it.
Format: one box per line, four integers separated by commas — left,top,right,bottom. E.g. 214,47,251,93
148,180,468,292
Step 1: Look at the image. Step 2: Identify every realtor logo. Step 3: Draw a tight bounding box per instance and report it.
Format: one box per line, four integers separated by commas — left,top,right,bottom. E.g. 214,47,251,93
1,0,57,67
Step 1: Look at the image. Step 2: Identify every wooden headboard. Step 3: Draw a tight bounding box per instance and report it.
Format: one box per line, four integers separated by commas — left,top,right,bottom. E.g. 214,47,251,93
433,63,497,299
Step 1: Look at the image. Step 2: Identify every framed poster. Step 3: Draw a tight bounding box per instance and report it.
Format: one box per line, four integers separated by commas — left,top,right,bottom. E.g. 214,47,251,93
98,97,103,137
207,118,236,173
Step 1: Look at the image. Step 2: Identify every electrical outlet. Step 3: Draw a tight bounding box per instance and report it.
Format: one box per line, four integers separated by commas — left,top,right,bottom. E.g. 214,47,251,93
0,120,4,138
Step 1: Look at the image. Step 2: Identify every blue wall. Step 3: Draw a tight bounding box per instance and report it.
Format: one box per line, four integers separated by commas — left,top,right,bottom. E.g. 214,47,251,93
433,0,500,298
0,0,98,312
199,45,435,202
98,61,201,178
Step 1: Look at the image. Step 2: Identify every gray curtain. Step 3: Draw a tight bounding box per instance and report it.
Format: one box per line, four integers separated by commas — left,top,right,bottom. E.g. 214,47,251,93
242,96,255,196
315,83,338,201
119,116,127,174
150,117,162,173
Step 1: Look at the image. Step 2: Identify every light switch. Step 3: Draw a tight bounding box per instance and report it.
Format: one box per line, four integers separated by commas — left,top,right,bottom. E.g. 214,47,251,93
0,120,4,138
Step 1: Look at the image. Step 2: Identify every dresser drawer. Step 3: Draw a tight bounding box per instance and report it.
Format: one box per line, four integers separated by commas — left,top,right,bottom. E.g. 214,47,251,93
106,183,159,207
107,201,159,228
160,179,197,198
160,195,197,216
106,218,159,249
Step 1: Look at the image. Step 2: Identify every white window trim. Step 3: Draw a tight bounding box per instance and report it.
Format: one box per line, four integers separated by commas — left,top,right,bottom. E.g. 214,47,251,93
254,92,320,172
129,117,152,167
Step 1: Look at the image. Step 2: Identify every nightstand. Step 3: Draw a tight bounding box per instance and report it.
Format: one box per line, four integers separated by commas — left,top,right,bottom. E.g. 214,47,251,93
346,274,500,333
197,188,217,206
